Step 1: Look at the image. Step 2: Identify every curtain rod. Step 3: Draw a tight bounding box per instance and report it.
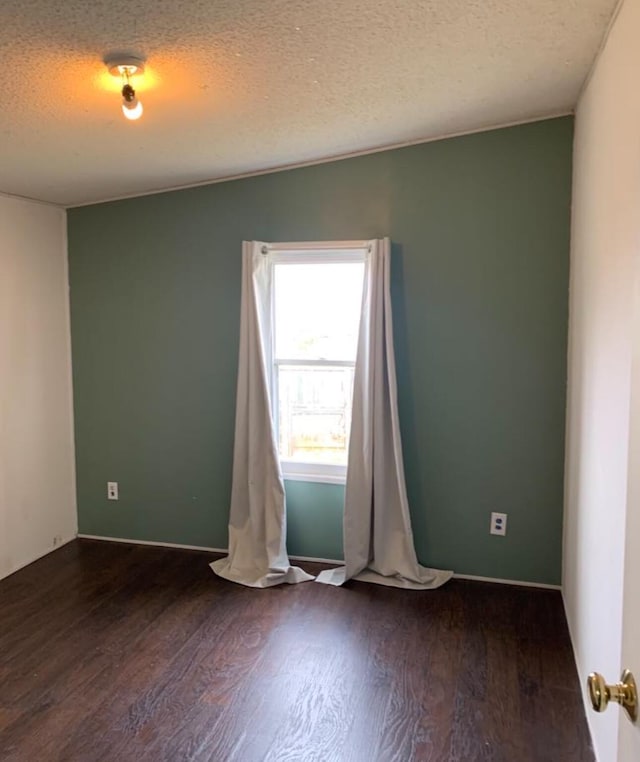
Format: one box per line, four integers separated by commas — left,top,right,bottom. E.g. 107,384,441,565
261,240,372,253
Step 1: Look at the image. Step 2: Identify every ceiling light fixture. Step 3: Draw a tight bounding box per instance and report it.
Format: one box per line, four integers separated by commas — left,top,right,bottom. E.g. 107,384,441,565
105,55,145,121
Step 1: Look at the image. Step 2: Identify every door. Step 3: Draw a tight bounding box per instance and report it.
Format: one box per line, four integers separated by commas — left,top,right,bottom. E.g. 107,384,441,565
617,249,640,761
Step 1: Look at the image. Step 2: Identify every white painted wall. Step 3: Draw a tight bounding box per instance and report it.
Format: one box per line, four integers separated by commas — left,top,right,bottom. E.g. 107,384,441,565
563,1,640,760
0,194,76,580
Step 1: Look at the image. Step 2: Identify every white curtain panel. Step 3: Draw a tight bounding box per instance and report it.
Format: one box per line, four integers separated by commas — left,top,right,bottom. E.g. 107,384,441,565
210,242,314,588
316,238,453,589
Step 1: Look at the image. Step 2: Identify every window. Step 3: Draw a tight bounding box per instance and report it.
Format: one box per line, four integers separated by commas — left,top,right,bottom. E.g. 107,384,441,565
270,245,366,484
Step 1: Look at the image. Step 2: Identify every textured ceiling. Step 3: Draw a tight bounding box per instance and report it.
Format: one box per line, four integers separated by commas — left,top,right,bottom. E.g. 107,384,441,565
0,0,617,206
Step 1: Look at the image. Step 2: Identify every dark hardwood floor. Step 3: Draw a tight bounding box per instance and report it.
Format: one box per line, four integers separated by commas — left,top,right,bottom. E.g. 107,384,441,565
0,540,593,761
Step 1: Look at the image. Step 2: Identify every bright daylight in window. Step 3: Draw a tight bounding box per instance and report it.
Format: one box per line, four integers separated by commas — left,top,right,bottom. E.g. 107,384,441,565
272,250,365,483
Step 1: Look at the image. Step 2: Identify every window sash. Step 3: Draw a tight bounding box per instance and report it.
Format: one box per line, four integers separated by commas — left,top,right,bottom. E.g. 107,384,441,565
269,244,367,485
275,362,355,482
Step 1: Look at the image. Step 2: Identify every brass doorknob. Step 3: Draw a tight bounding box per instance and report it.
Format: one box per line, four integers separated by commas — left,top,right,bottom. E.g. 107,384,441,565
587,670,638,723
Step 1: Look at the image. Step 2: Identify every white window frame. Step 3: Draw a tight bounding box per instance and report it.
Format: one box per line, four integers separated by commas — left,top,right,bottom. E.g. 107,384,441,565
267,241,369,485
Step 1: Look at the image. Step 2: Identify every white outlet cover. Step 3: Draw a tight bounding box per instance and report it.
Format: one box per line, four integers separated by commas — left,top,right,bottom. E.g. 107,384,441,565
490,512,507,536
107,481,119,500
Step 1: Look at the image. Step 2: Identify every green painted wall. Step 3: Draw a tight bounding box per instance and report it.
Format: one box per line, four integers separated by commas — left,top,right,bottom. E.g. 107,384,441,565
68,117,572,584
285,482,344,561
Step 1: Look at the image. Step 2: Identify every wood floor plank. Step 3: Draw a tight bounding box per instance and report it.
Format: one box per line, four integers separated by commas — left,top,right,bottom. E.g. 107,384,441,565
377,591,461,762
0,542,142,664
0,540,595,762
2,549,177,705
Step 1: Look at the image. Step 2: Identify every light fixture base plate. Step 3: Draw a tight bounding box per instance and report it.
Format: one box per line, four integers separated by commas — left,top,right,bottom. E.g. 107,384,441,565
105,55,145,77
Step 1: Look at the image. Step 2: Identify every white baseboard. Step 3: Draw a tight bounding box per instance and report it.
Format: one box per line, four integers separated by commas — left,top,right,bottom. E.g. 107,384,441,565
76,534,227,554
76,535,560,590
77,535,340,564
453,573,561,590
289,554,342,564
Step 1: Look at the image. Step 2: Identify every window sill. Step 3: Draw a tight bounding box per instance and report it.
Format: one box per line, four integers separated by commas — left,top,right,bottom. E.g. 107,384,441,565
281,459,347,486
282,471,346,486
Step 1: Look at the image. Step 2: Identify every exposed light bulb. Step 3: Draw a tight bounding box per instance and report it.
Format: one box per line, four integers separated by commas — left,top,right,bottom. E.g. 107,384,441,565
122,100,143,120
121,82,143,121
105,56,147,122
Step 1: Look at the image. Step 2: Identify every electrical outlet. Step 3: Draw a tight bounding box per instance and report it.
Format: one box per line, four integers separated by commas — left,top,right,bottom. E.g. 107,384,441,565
490,512,507,536
107,481,119,500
